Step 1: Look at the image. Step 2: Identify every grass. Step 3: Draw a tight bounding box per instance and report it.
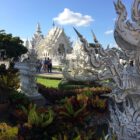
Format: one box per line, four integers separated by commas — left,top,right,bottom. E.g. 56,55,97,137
36,77,60,88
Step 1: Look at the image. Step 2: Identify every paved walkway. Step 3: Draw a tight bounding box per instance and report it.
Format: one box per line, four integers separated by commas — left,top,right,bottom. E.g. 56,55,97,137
36,71,63,79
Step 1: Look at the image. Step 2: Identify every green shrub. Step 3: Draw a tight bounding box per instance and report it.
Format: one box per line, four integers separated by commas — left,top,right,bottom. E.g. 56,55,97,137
81,89,93,97
18,104,54,140
10,91,30,109
52,66,63,71
58,80,101,90
0,123,18,140
0,66,20,90
58,81,87,90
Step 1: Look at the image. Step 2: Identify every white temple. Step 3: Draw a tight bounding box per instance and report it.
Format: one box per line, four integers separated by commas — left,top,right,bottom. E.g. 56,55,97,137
26,23,72,66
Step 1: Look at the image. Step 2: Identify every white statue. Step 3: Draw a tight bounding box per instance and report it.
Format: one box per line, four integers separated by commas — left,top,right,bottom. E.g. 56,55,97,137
15,48,39,97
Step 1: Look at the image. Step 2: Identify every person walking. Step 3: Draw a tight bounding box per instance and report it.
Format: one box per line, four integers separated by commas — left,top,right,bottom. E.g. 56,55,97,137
44,57,48,72
36,60,42,73
48,59,52,73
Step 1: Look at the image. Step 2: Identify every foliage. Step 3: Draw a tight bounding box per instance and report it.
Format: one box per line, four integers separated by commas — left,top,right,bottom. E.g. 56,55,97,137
75,87,111,96
0,65,20,104
38,83,75,104
18,104,55,140
58,80,101,90
81,89,93,97
100,133,117,140
59,84,86,90
15,93,108,140
91,96,107,110
18,98,96,139
51,130,95,140
9,84,109,139
53,95,96,139
58,96,88,120
0,123,18,140
0,68,19,91
0,88,10,104
0,30,28,60
0,64,7,75
52,66,63,72
10,91,30,109
22,104,54,127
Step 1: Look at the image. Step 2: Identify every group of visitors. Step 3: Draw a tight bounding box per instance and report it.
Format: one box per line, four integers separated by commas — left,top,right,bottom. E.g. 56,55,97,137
44,57,52,73
36,57,52,73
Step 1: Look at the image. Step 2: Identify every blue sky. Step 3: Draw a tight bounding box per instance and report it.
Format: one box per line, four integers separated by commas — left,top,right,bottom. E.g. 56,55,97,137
0,0,131,47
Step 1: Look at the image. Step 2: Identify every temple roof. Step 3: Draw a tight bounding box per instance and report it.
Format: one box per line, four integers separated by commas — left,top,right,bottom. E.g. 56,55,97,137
44,26,63,43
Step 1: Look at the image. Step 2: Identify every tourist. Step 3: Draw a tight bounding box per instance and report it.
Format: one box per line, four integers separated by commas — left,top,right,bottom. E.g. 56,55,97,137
43,57,48,72
48,59,52,73
36,60,42,73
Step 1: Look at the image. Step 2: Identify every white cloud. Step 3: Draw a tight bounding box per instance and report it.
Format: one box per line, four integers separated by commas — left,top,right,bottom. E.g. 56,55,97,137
53,8,94,27
105,30,113,35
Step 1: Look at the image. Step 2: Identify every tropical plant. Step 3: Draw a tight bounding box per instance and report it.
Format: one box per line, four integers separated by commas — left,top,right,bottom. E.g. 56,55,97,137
27,104,53,127
0,123,18,140
81,89,93,97
18,104,54,140
52,129,95,140
10,91,30,109
91,96,107,111
0,69,19,90
0,66,20,105
75,87,111,96
100,133,117,140
53,95,95,139
58,96,88,120
38,83,75,104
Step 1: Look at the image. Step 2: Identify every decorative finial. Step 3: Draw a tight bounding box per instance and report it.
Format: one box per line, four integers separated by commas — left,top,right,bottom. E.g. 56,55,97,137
73,27,83,38
52,21,55,27
91,30,98,43
36,23,41,34
25,38,30,49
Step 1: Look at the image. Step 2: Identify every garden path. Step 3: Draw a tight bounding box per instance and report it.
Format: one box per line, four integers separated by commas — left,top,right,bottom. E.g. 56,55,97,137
36,71,63,80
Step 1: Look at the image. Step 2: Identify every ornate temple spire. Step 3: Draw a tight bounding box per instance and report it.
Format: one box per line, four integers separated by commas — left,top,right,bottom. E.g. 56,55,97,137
25,38,30,49
36,23,42,34
91,30,98,43
52,21,55,27
31,23,44,50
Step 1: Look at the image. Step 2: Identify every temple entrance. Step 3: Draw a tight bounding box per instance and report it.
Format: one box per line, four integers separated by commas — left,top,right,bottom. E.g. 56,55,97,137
58,43,65,56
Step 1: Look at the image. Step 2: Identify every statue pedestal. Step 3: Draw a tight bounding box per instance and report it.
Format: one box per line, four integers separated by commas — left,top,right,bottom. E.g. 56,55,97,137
27,93,46,107
15,60,46,107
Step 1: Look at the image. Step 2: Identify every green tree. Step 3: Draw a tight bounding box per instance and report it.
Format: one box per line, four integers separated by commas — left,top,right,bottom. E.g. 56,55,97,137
0,30,28,60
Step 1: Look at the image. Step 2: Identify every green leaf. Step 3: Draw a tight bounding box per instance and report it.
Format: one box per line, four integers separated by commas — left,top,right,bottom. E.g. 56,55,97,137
73,135,81,140
65,102,74,115
74,104,86,117
42,109,54,127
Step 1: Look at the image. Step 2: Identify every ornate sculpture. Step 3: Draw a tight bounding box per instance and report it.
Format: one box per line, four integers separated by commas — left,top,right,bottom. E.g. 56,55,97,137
74,28,126,89
62,39,98,82
73,0,140,139
15,48,39,97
